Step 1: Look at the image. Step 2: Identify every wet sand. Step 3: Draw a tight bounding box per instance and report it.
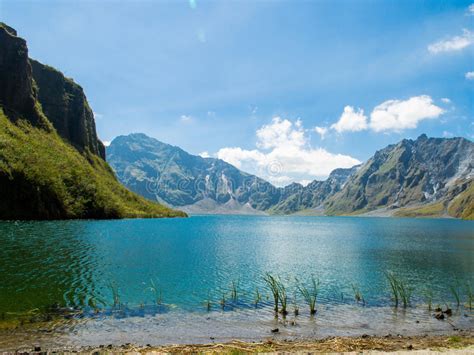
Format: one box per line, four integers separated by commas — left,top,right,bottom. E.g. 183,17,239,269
2,333,473,354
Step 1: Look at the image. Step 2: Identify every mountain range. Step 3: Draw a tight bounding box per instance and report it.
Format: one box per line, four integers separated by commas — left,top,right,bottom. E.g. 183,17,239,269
107,133,473,219
0,23,185,219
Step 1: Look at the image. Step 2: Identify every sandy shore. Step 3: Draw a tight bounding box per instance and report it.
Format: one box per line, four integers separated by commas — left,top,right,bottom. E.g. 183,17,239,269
4,332,473,354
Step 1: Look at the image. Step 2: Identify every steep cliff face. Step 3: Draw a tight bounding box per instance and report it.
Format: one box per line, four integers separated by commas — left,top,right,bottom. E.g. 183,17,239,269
325,134,474,216
30,59,105,158
0,23,184,219
0,22,104,159
0,23,47,127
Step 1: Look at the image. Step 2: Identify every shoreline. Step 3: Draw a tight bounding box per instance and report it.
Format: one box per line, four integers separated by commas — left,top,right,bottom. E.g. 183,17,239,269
3,333,473,354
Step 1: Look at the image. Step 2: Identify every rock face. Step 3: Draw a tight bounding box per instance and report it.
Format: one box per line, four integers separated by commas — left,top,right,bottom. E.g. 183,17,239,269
108,133,473,219
0,22,104,158
268,166,359,214
325,134,474,216
0,23,184,220
106,133,281,212
30,59,105,158
0,23,47,127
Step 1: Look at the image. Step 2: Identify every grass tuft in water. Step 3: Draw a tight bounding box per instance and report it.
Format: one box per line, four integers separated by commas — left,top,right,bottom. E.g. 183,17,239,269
297,276,320,315
466,282,473,310
254,287,261,308
145,279,162,305
108,282,121,308
230,280,239,302
385,272,412,308
220,293,226,310
351,284,365,305
263,273,280,314
449,281,461,308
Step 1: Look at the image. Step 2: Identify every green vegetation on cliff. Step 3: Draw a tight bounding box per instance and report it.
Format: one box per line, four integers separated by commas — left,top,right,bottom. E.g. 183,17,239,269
0,109,186,219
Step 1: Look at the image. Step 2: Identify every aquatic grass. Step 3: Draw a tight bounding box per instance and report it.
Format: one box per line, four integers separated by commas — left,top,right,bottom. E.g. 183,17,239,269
254,288,261,308
385,272,399,307
145,279,162,305
385,272,412,308
277,279,288,316
108,282,121,308
293,290,299,316
466,282,473,310
263,273,280,313
449,282,461,308
230,280,239,302
351,284,365,305
424,289,433,311
205,292,211,312
220,293,226,310
297,276,320,315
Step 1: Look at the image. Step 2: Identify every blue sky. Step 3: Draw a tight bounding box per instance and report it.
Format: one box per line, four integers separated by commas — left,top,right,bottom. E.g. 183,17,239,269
1,0,473,185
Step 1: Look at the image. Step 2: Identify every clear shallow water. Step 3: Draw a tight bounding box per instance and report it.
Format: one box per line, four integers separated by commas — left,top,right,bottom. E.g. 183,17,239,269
0,216,473,347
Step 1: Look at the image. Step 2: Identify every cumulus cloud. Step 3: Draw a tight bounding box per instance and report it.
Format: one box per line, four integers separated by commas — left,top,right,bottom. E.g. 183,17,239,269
180,115,193,123
314,126,328,139
199,151,211,158
102,140,111,147
428,29,474,54
441,98,451,104
369,95,444,132
330,106,368,133
468,3,474,14
466,71,474,80
216,117,360,186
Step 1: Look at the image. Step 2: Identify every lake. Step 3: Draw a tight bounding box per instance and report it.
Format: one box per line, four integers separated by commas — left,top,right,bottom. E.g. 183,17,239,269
0,216,473,348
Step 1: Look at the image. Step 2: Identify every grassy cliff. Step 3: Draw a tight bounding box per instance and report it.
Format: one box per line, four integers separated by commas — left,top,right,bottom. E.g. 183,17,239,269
0,109,186,219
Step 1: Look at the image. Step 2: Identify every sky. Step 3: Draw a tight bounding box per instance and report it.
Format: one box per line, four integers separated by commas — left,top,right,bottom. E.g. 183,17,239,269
1,0,473,186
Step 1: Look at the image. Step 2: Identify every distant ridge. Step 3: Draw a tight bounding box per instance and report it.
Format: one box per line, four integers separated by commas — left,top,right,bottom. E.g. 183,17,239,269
106,133,473,219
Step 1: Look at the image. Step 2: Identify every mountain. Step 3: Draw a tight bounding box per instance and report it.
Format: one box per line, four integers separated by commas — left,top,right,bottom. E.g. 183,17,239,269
106,133,281,214
325,134,473,218
268,166,359,215
108,133,473,219
106,134,358,215
0,23,185,219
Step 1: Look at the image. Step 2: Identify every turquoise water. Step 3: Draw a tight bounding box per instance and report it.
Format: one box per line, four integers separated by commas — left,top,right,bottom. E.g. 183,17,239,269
1,215,473,313
0,216,473,347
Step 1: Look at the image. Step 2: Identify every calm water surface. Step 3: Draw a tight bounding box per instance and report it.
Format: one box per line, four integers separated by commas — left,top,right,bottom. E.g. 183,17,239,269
0,216,473,348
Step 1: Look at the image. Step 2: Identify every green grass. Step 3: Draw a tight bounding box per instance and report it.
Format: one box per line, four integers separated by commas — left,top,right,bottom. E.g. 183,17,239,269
394,202,446,218
297,276,320,315
0,108,187,219
385,272,412,308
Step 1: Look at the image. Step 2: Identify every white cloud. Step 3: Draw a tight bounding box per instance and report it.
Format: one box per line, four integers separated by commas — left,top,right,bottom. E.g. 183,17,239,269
330,106,368,133
428,29,474,54
180,115,193,123
216,117,360,186
442,131,454,138
468,4,474,14
465,71,474,80
441,98,451,104
199,151,211,158
369,95,444,132
314,126,328,139
102,140,111,147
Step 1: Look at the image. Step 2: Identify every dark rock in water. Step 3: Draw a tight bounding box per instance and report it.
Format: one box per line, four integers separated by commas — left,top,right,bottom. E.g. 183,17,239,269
361,334,369,338
271,328,279,333
443,308,452,316
407,344,414,350
34,346,41,351
434,307,442,312
435,312,445,320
